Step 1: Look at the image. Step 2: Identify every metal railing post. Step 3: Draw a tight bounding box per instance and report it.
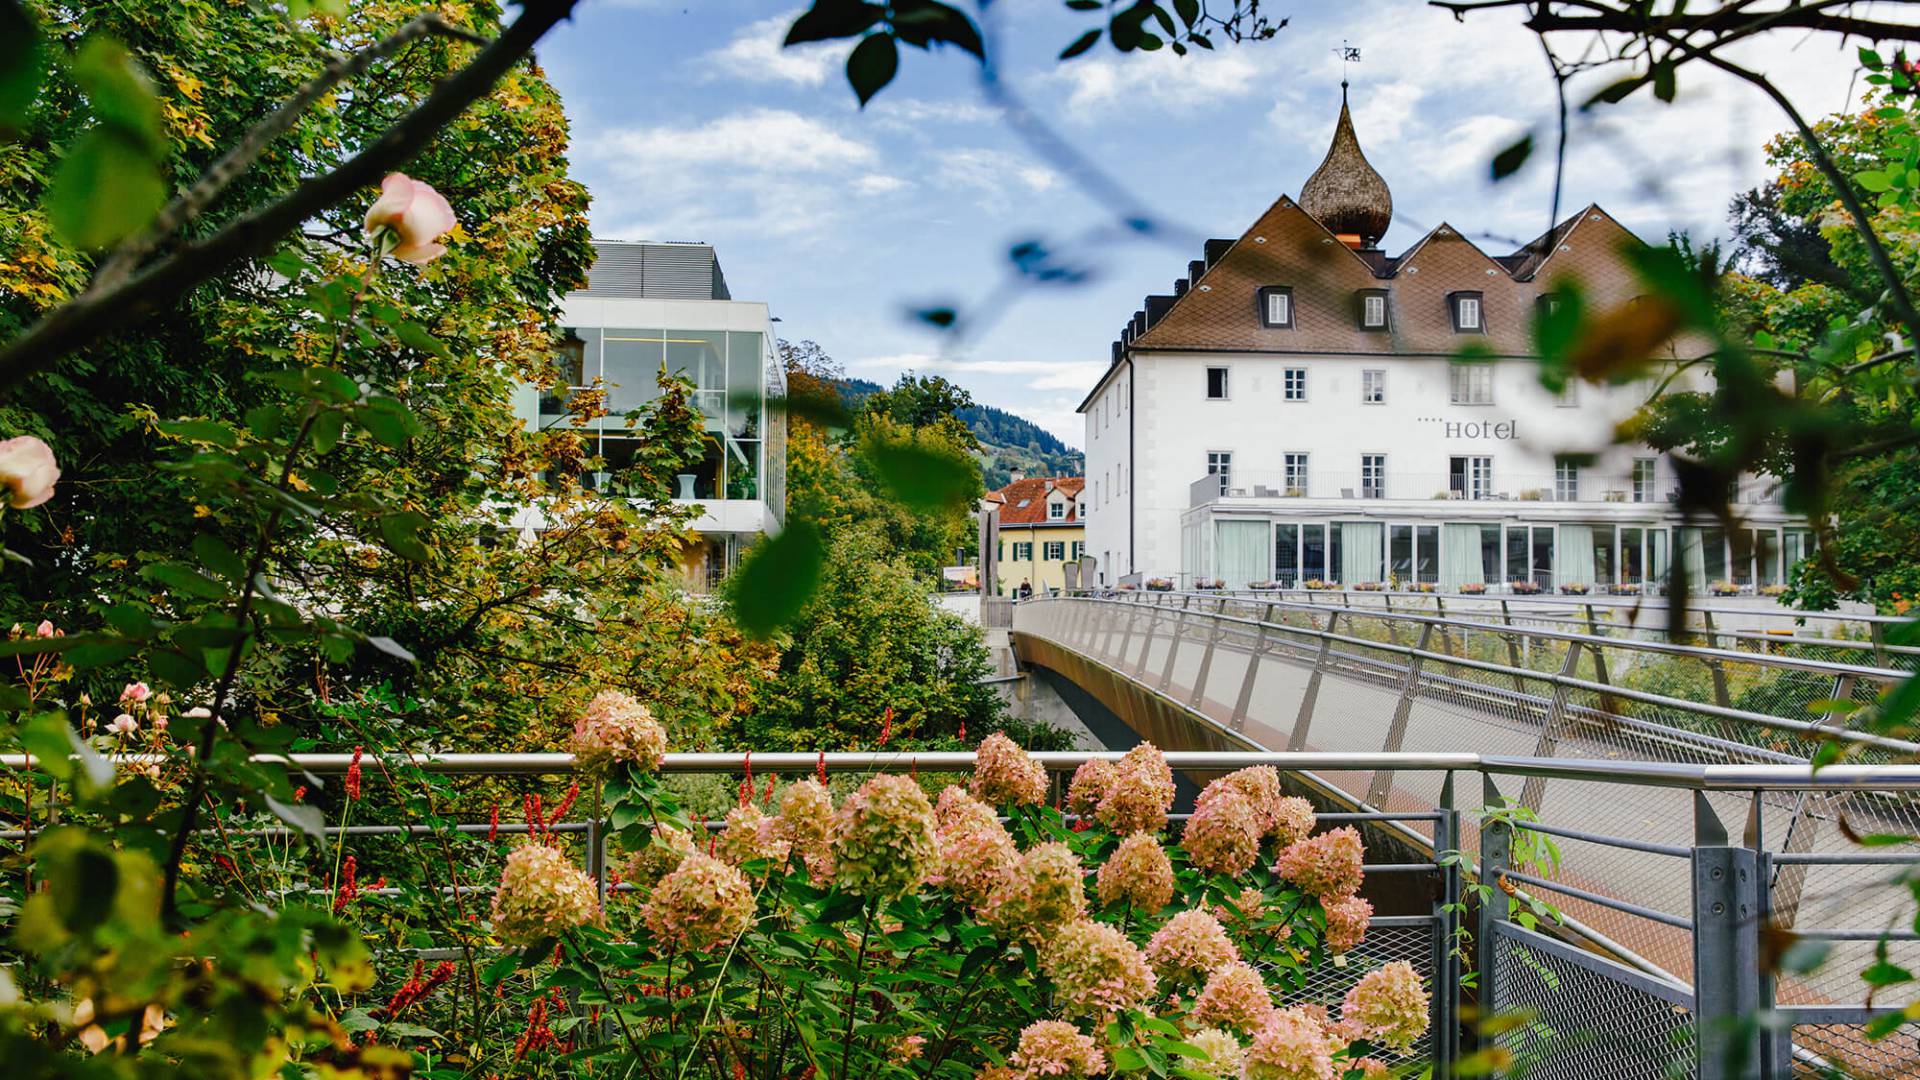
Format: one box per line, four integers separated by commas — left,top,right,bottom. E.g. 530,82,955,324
1757,846,1791,1077
1520,642,1586,811
1158,608,1187,691
1583,603,1612,686
1133,605,1160,672
1189,614,1222,708
1475,774,1513,1055
1498,600,1531,694
1112,600,1140,662
1289,610,1339,750
1692,792,1762,1080
1367,622,1436,806
1230,622,1268,733
1702,610,1734,709
1433,771,1462,1080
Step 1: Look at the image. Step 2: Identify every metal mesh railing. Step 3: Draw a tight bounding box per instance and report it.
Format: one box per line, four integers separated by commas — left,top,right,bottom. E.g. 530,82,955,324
1265,916,1436,1068
1791,1023,1920,1078
1491,921,1697,1080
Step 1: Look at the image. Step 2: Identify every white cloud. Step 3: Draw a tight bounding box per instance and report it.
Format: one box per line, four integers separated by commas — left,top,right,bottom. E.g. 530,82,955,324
933,148,1061,205
855,174,910,195
705,11,850,88
1050,48,1265,115
868,97,1000,128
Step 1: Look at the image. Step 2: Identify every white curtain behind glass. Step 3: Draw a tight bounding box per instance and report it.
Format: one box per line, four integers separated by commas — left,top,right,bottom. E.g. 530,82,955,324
1214,520,1268,589
1441,524,1483,589
1340,523,1383,585
1556,525,1596,587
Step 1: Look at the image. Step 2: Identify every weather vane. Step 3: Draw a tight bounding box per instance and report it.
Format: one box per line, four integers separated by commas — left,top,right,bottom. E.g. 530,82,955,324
1335,40,1361,92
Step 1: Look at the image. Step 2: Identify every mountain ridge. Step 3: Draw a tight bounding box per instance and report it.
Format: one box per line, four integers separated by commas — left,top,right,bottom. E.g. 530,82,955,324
835,376,1084,489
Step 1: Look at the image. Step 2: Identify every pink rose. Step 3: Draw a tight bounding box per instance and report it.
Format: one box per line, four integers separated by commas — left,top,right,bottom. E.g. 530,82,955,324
108,713,139,735
34,620,54,638
0,436,59,509
120,681,151,705
363,173,456,264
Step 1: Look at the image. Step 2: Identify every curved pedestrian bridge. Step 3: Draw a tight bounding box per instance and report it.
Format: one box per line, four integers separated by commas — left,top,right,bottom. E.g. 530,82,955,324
1010,591,1920,1077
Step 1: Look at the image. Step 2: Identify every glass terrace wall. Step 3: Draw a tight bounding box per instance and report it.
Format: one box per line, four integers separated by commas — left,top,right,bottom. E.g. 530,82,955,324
544,326,781,513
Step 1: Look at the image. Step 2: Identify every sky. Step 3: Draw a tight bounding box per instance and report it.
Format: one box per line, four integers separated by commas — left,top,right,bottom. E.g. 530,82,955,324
537,1,1869,448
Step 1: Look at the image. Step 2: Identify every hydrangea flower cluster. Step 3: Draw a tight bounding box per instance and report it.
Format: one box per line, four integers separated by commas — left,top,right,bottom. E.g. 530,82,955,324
640,851,755,953
1007,1020,1105,1080
1243,1006,1336,1080
1341,959,1431,1051
568,690,666,776
1144,908,1239,985
1095,831,1174,912
1274,826,1365,900
1182,786,1263,877
717,804,791,868
1185,1026,1247,1079
1064,758,1116,818
777,779,836,882
1191,960,1275,1035
1093,743,1176,834
1039,919,1158,1016
931,786,1017,907
970,731,1047,807
831,773,940,899
1322,894,1373,956
621,824,696,891
980,841,1086,942
490,842,601,945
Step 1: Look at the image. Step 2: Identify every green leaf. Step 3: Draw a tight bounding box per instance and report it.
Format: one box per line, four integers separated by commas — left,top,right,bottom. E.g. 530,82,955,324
192,533,246,581
391,320,450,359
785,0,886,45
378,511,433,562
148,647,207,687
0,0,47,137
265,794,326,846
1858,170,1894,193
1652,61,1676,102
1060,29,1102,60
1861,47,1887,70
355,397,423,449
1491,134,1534,181
1112,1046,1147,1072
364,635,417,665
46,127,165,249
730,518,826,639
863,435,976,513
20,714,75,780
143,560,231,601
69,37,162,150
156,418,239,447
846,32,899,107
1583,74,1646,108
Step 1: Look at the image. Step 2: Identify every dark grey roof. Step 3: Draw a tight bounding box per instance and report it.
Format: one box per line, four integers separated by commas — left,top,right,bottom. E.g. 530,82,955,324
574,240,732,300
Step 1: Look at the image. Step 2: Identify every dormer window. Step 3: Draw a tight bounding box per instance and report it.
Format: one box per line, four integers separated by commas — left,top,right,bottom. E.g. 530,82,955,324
1537,293,1563,319
1358,289,1389,330
1450,291,1484,332
1048,501,1065,521
1258,286,1294,329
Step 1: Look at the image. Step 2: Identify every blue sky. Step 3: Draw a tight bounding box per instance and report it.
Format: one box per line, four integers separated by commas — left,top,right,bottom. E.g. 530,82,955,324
538,1,1865,447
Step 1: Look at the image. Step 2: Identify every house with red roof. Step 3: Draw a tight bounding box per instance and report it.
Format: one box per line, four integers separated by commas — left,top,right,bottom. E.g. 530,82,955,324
983,475,1086,597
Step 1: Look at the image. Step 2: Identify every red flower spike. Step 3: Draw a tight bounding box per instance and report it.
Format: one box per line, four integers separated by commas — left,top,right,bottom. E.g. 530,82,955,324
878,706,892,747
345,745,364,801
488,802,501,842
292,785,307,802
332,854,358,914
957,720,966,744
548,782,579,827
762,775,776,806
816,749,827,786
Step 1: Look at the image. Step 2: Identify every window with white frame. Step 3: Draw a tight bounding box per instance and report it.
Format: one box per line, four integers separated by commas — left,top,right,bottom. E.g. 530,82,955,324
1632,457,1658,502
1207,451,1232,495
1451,291,1484,332
1077,500,1085,518
1360,291,1389,329
1449,362,1493,405
1361,454,1386,498
1283,367,1307,401
1450,455,1493,499
1044,541,1065,561
1260,286,1294,328
1361,369,1385,404
1283,452,1309,494
1048,501,1065,520
1554,457,1580,501
1206,366,1229,400
1013,542,1032,560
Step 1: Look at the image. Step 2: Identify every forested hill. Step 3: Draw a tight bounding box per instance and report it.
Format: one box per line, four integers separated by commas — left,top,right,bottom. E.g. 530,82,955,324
836,377,1084,488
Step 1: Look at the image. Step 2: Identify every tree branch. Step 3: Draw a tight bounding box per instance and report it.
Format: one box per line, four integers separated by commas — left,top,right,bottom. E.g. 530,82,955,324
0,0,581,391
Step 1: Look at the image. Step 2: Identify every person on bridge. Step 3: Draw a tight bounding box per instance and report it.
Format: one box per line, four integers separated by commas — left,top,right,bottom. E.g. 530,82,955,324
1016,579,1032,600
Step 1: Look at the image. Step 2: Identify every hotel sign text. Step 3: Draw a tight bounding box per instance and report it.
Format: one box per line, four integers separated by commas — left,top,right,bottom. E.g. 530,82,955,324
1419,417,1517,441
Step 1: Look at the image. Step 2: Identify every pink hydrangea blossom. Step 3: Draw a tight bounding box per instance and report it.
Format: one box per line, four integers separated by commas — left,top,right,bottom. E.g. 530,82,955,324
1039,918,1158,1016
1341,960,1431,1051
1192,960,1275,1035
777,779,835,882
621,825,695,891
1182,786,1263,877
1096,831,1174,912
1243,1007,1336,1080
1273,826,1365,900
831,774,939,899
980,840,1086,943
717,804,790,868
1145,908,1240,985
1007,1020,1105,1080
931,786,1017,907
1322,894,1373,956
1185,1027,1246,1078
1065,759,1117,818
490,842,601,944
970,731,1048,807
568,690,666,776
640,851,755,953
1094,742,1175,834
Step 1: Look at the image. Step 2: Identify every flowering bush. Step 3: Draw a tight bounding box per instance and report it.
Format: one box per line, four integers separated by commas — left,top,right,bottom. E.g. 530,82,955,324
972,730,1048,806
569,688,668,776
490,841,602,944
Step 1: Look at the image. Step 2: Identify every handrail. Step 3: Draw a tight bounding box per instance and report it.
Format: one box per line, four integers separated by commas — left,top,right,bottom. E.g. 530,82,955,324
1021,594,1920,753
1205,586,1907,627
1092,591,1909,683
9,749,1920,790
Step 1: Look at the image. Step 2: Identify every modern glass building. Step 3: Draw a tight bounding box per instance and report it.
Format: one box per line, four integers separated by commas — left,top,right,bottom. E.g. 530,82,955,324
515,241,786,589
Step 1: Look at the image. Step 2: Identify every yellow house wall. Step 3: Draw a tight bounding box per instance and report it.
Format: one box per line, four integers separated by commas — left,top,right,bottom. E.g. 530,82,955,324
997,524,1086,596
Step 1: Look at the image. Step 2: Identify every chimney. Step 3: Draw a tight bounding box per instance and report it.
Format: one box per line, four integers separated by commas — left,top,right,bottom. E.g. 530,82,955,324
1010,469,1026,484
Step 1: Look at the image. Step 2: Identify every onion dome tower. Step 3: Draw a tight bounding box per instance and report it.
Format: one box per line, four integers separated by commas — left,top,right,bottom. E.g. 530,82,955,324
1299,84,1393,248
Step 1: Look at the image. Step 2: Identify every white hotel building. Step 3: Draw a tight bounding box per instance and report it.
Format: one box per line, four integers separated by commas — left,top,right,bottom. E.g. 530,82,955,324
1079,94,1808,595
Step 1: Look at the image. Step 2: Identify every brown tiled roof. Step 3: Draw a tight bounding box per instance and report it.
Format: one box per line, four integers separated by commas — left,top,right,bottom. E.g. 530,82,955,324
989,477,1086,526
1125,199,1668,358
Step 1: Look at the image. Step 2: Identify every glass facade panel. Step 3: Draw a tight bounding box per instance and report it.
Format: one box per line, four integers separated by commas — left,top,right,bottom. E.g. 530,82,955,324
542,329,597,422
603,329,666,417
1531,527,1554,589
1506,528,1528,587
1390,525,1413,582
1758,529,1781,586
727,331,763,439
1479,525,1502,584
1591,524,1615,584
1275,524,1298,585
1622,527,1644,583
1302,525,1327,584
1416,525,1439,584
1730,528,1756,586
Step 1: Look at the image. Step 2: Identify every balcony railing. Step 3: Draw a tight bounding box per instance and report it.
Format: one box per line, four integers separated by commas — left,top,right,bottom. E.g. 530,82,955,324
1188,470,1782,509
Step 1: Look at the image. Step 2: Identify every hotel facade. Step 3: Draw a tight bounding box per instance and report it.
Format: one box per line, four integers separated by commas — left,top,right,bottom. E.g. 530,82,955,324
1079,94,1808,595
